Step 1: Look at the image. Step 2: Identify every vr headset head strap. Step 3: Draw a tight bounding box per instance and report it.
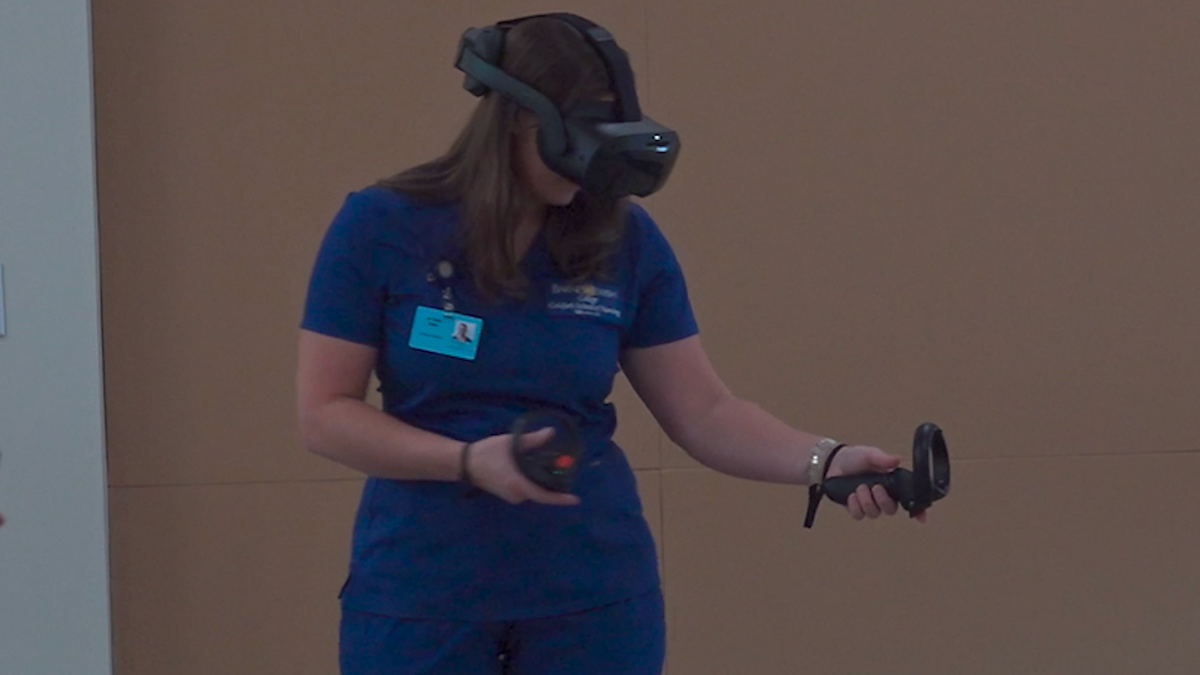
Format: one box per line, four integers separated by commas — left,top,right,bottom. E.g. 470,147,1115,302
458,13,642,123
504,12,642,122
454,13,678,198
454,36,568,154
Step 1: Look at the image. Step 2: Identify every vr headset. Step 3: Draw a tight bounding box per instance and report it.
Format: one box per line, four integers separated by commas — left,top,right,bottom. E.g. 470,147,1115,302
453,13,681,200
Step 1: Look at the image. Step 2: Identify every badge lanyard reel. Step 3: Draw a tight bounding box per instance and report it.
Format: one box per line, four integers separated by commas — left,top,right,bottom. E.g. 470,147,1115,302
804,422,951,528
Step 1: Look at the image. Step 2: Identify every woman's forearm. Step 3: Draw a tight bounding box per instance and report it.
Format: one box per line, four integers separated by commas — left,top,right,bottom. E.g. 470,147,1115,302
300,397,462,481
672,395,827,486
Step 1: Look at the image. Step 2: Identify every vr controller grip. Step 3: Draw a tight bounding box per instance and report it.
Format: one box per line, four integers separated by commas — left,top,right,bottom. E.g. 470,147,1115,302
821,469,921,514
509,409,583,494
512,445,577,493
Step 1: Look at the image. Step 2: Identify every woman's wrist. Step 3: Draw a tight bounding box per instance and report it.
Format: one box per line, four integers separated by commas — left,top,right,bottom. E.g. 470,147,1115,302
805,437,846,486
459,442,475,485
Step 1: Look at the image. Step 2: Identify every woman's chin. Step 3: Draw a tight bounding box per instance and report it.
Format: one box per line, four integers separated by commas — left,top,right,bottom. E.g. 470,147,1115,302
562,185,583,204
530,177,582,207
545,189,580,207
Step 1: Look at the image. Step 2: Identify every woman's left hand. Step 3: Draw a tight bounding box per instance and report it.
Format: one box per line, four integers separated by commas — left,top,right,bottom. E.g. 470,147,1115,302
825,446,928,523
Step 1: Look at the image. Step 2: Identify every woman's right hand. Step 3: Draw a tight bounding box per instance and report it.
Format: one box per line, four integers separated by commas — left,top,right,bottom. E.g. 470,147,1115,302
463,427,581,506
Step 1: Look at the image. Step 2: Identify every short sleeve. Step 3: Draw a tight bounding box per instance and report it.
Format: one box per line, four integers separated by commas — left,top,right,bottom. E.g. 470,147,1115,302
300,191,385,346
624,207,700,348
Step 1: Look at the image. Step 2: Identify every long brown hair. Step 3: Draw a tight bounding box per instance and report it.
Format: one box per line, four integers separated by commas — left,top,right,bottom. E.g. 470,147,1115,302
378,17,628,300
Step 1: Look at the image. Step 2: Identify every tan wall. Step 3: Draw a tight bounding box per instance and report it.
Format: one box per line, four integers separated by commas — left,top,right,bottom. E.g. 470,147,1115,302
95,1,1200,673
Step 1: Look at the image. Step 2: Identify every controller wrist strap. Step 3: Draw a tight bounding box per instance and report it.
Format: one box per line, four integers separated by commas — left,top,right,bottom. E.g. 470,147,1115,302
803,442,845,529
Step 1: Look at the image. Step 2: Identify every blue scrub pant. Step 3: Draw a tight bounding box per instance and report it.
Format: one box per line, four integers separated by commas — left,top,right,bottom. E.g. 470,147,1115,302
339,589,665,675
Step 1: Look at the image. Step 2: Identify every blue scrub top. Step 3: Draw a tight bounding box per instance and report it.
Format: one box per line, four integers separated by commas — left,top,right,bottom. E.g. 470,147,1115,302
301,186,699,621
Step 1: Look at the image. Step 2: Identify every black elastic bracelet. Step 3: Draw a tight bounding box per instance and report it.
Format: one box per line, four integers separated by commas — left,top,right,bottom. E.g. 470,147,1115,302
459,442,474,485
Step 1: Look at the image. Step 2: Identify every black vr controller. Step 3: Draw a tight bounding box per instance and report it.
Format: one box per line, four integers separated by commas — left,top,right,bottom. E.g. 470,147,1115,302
510,410,585,493
804,422,951,528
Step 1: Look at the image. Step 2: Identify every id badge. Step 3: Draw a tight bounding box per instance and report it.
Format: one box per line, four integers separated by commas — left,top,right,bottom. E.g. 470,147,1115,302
408,306,483,361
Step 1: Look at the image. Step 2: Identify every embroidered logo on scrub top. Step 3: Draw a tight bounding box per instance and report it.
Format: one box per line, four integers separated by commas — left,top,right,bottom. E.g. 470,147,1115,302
547,282,622,321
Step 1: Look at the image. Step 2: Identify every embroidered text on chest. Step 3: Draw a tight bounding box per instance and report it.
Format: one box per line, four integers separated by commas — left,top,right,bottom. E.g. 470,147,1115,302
547,283,623,320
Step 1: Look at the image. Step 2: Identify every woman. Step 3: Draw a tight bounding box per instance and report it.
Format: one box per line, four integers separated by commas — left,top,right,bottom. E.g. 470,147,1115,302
296,15,920,675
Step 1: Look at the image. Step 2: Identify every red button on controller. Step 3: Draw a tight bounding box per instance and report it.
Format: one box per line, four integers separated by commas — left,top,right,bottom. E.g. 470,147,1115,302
554,455,575,469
